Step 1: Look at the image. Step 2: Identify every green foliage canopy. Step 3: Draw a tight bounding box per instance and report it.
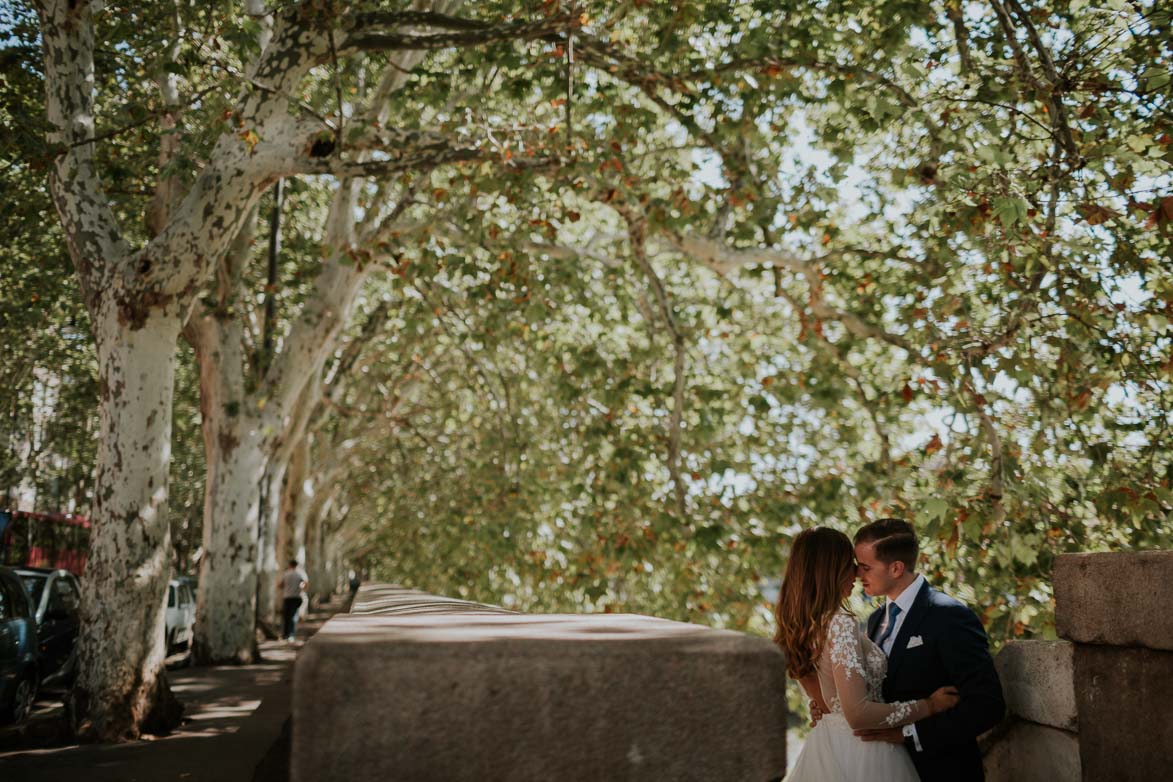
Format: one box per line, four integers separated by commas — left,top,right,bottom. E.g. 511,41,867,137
1,1,1169,655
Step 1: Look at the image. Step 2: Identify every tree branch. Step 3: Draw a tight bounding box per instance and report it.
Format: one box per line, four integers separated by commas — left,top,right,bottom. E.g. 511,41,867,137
989,0,1079,165
259,180,367,424
290,145,556,179
38,0,131,302
665,232,919,354
146,0,187,239
945,2,975,75
615,205,688,520
961,376,1006,525
807,323,893,475
345,12,579,52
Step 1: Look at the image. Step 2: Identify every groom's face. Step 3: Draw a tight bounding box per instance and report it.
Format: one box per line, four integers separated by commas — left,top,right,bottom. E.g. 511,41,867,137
854,541,898,597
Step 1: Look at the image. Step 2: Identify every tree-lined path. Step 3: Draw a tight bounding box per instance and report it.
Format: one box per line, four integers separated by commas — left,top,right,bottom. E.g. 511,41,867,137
1,0,1169,762
0,598,345,781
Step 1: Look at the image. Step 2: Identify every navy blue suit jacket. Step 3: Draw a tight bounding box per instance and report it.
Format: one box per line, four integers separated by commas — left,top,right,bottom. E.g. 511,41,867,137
867,581,1005,782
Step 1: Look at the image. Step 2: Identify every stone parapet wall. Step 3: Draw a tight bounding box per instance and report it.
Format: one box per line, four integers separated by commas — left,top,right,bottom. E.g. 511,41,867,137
1054,551,1173,651
349,583,517,617
983,640,1081,782
994,639,1077,730
984,550,1173,782
1072,636,1173,780
983,719,1081,782
292,585,788,782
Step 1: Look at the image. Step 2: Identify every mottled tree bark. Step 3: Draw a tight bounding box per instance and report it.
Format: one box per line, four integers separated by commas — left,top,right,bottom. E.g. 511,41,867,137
69,300,185,740
38,0,546,736
184,214,262,664
187,189,368,658
37,0,333,737
281,435,315,574
255,460,287,638
262,381,320,629
189,14,441,651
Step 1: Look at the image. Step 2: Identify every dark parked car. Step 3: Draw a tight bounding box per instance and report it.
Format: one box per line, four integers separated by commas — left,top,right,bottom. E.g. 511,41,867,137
0,565,38,724
15,567,81,688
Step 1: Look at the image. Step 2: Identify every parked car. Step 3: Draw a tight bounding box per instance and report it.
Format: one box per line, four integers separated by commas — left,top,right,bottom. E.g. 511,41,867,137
165,578,196,653
15,567,81,688
0,565,38,724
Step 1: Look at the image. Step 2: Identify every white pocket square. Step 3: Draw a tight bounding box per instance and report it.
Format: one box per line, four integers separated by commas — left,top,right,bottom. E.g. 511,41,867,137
906,635,924,649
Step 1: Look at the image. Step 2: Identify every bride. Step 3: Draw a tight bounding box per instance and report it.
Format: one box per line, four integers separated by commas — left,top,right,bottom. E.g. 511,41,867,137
774,527,959,781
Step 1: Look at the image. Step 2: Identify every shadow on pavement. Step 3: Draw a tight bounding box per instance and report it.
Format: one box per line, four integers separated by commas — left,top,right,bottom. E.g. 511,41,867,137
0,600,344,782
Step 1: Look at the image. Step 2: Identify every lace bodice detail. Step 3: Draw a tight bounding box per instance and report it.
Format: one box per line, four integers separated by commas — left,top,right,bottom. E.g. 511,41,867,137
816,612,927,730
826,613,888,704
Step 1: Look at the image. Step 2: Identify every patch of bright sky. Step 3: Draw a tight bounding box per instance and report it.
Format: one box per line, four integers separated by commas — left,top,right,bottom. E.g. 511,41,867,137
685,134,1162,509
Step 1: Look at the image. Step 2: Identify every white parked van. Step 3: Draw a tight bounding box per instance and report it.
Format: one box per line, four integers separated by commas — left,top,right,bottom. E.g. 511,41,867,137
164,578,196,653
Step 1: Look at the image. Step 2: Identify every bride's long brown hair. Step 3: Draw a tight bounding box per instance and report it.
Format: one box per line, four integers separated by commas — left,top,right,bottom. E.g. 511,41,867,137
773,527,856,679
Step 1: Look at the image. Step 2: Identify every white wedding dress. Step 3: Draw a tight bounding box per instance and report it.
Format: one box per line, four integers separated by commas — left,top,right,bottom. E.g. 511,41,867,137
788,612,923,781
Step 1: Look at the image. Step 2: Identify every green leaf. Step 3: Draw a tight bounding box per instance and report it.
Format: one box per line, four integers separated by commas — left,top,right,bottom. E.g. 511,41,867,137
993,197,1028,227
919,498,950,525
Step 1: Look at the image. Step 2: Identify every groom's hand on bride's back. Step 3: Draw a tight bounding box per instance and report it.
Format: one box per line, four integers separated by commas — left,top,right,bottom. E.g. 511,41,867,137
855,727,904,744
808,699,824,728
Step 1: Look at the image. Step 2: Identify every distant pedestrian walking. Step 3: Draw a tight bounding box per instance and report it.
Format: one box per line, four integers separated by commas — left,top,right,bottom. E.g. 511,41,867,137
281,560,309,641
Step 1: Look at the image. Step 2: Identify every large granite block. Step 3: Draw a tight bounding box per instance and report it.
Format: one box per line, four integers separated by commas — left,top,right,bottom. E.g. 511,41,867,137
982,719,1080,782
1054,551,1173,651
994,640,1077,730
1074,644,1173,781
292,591,788,782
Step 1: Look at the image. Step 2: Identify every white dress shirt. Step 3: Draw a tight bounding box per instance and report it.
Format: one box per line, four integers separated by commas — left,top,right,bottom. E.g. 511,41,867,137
879,573,925,655
878,573,926,751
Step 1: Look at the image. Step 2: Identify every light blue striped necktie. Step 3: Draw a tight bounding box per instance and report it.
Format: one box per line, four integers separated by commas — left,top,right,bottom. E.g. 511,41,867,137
877,602,902,651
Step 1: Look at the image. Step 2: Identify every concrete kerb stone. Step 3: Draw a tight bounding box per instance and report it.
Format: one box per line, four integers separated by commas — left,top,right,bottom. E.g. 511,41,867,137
1054,551,1173,651
291,586,788,782
993,640,1077,731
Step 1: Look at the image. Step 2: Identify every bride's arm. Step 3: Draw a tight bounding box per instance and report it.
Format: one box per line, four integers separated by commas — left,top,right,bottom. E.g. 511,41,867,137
827,613,934,731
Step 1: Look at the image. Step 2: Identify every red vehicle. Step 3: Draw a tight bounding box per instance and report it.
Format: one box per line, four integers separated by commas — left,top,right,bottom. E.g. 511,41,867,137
0,510,90,575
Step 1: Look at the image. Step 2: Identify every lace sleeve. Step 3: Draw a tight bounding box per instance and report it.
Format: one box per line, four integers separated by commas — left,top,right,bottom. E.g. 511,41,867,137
827,613,930,730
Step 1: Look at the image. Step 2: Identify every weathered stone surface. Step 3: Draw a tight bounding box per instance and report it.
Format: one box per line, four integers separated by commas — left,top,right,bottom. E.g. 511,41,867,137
349,584,517,616
1074,644,1173,782
981,719,1080,782
994,640,1077,730
1054,551,1173,651
292,586,788,782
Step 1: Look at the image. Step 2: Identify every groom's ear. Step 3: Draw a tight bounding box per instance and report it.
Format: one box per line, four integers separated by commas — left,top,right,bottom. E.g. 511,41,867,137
889,560,906,578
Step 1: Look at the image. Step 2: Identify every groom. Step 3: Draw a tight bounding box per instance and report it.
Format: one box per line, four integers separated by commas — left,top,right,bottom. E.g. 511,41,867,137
852,518,1005,781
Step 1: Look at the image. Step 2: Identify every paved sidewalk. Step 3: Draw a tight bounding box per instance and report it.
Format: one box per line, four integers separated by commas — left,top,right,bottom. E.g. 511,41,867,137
0,599,344,782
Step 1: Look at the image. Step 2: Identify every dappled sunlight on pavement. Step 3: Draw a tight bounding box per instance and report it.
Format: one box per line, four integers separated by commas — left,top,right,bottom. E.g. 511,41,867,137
0,599,345,782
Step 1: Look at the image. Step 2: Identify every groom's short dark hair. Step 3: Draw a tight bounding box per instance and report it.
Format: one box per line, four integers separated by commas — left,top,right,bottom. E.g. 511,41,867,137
854,518,918,570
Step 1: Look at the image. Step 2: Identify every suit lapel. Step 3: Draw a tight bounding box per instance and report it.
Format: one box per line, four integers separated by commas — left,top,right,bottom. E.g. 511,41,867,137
885,580,931,681
866,605,884,644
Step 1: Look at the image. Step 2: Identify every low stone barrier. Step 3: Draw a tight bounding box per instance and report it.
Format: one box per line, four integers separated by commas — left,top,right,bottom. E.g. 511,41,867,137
292,585,788,781
994,640,1076,731
982,640,1080,781
1054,551,1173,651
983,719,1081,782
984,549,1173,782
1073,644,1173,780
